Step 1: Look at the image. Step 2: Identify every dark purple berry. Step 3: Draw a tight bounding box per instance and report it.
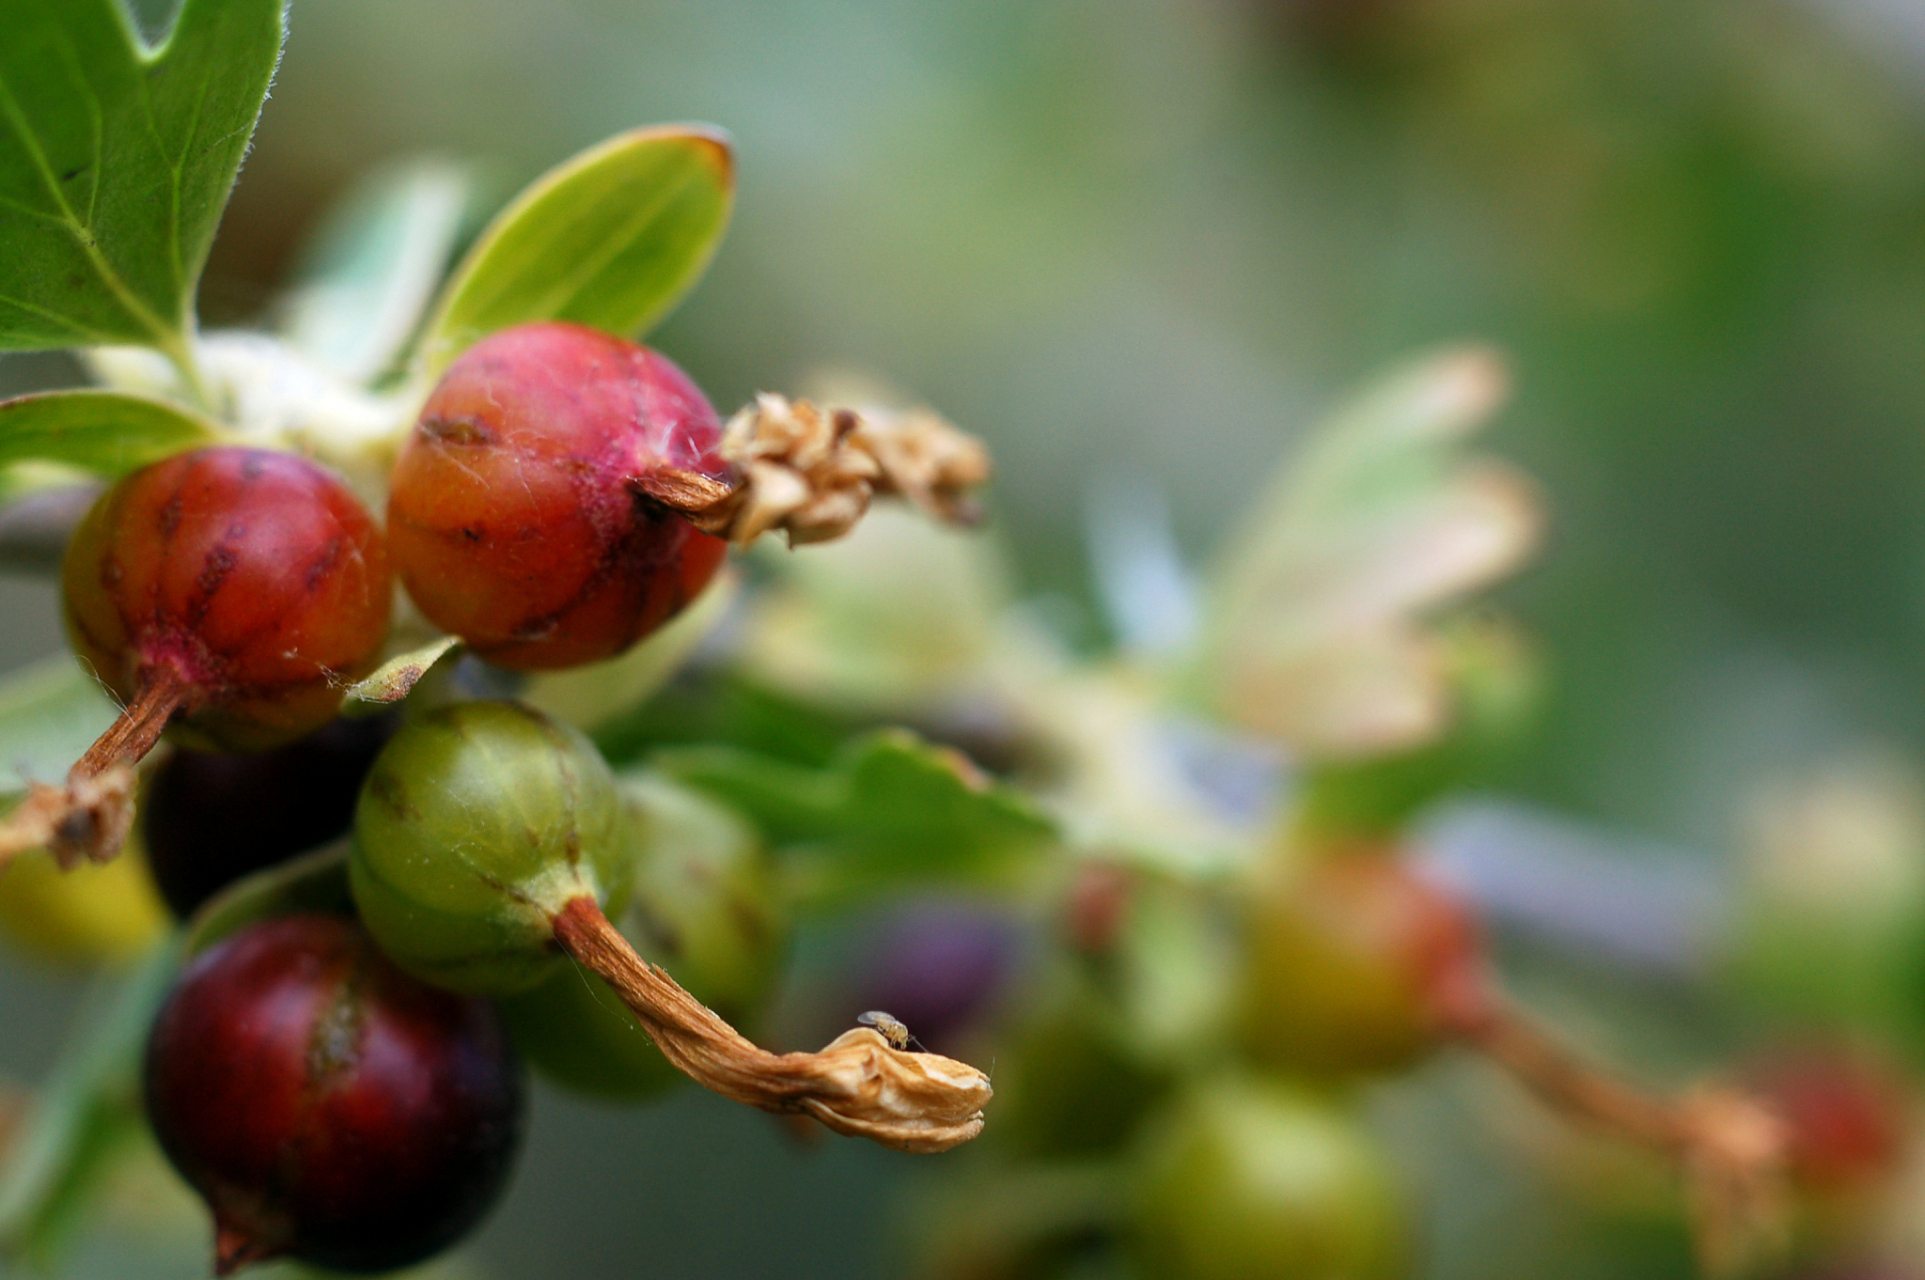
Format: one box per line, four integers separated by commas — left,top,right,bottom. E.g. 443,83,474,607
142,714,398,919
144,914,525,1275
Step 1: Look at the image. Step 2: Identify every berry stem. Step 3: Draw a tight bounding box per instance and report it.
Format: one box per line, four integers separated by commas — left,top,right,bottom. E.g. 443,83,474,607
1447,994,1790,1278
0,663,202,873
214,1219,281,1277
550,896,992,1152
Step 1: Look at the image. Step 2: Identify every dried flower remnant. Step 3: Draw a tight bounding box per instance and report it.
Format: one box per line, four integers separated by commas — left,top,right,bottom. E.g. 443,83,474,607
1448,996,1791,1278
643,394,991,547
553,899,991,1152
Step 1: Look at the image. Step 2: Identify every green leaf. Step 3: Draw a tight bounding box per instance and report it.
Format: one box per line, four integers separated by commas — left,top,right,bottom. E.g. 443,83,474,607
182,841,352,958
591,670,859,771
0,0,286,356
0,937,181,1268
0,656,118,802
281,158,477,385
340,634,463,711
654,729,1058,904
417,124,734,376
0,389,220,476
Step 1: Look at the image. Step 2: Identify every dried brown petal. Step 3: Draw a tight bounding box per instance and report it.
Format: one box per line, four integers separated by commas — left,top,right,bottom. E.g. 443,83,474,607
0,763,137,872
552,897,990,1153
642,394,988,547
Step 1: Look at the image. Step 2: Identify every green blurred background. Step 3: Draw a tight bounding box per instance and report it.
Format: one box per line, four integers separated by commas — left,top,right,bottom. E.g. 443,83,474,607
5,0,1925,1275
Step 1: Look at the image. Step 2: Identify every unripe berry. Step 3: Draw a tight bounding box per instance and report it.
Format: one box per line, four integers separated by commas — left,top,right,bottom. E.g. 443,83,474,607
1238,849,1485,1077
387,322,729,670
349,700,634,995
1132,1077,1407,1280
350,702,991,1152
496,967,682,1102
496,774,782,1100
144,914,524,1275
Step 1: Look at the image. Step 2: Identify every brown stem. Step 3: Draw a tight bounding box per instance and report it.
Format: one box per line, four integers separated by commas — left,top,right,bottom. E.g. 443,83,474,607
1448,995,1790,1278
213,1218,284,1277
635,395,990,547
1450,997,1688,1150
551,896,992,1153
0,663,201,872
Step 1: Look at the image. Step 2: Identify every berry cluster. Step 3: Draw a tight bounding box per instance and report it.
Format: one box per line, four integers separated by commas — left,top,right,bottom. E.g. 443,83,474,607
0,320,994,1275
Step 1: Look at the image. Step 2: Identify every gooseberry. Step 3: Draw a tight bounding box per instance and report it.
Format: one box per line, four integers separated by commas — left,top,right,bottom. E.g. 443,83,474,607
0,446,390,868
142,713,398,918
830,898,1022,1057
1132,1076,1407,1280
496,967,682,1102
386,322,730,670
1740,1043,1907,1198
1237,848,1487,1077
498,773,782,1101
351,700,992,1152
144,913,524,1275
349,699,633,995
65,446,391,753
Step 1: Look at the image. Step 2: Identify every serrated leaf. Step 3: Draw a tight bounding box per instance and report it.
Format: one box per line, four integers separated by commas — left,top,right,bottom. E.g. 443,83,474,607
0,0,286,354
182,841,351,958
0,937,180,1268
340,634,463,710
0,656,119,802
281,158,476,385
654,729,1057,904
417,124,734,376
0,389,221,476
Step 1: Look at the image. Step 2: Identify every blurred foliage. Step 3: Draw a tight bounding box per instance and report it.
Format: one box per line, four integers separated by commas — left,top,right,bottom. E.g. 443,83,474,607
4,0,1925,1277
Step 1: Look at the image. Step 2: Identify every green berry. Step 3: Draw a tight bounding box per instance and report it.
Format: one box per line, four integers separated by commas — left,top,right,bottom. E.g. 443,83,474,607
1132,1076,1406,1280
621,771,785,1024
496,966,682,1101
349,701,634,995
496,772,782,1100
1238,850,1482,1078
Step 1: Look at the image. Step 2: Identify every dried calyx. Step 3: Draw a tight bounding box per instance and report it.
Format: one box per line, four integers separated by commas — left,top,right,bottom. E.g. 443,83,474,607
640,393,991,547
553,898,990,1151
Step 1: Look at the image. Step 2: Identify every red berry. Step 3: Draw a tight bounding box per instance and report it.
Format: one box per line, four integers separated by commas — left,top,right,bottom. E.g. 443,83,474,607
387,322,730,670
144,914,525,1275
1238,849,1487,1076
63,445,391,752
1741,1044,1908,1197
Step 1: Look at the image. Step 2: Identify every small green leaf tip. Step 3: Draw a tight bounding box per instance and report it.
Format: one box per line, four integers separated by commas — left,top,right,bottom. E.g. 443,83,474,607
0,390,223,477
416,124,736,375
